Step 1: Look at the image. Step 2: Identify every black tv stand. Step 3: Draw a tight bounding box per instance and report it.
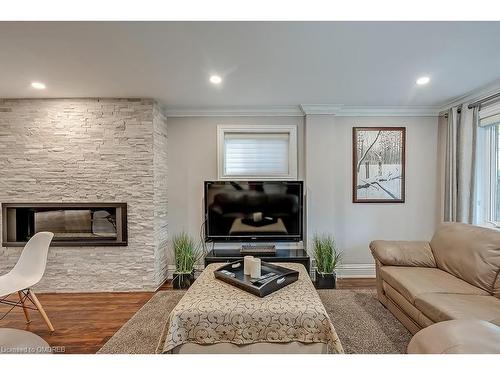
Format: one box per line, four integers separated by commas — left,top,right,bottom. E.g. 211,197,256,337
204,247,310,274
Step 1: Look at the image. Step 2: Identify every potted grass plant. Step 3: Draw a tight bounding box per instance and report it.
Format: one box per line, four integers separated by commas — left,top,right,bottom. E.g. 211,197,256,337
172,232,203,289
313,234,342,289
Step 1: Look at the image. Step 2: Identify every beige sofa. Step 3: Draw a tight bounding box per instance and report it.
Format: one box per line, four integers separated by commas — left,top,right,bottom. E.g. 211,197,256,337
370,223,500,334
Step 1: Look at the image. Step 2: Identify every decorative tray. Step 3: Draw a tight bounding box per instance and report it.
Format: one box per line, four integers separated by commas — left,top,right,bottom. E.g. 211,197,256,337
214,260,299,297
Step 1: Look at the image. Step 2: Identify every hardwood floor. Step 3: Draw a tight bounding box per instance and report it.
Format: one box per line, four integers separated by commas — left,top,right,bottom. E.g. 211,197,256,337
0,291,155,354
337,277,376,289
0,278,375,354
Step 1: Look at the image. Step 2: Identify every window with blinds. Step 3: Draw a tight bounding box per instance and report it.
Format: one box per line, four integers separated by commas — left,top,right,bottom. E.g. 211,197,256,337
479,102,500,128
478,102,500,225
217,125,297,179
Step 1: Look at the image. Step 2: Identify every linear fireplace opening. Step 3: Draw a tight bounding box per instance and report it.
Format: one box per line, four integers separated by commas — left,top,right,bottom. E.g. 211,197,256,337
1,203,127,247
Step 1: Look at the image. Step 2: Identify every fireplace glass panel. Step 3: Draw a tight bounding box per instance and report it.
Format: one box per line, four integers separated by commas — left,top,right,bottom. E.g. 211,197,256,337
34,209,117,241
2,203,127,246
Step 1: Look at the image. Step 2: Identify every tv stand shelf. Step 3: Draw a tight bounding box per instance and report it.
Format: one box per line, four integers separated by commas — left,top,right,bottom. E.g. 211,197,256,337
204,248,310,274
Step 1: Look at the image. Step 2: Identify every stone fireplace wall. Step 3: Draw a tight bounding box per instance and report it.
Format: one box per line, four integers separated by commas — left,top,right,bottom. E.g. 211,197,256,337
0,98,168,292
153,103,169,286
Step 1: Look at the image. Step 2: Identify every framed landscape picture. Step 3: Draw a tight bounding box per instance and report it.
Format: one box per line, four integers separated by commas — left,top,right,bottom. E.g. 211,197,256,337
352,127,406,203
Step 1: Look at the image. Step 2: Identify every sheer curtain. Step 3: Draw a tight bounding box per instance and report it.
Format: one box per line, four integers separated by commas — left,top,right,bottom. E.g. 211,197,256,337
442,104,479,223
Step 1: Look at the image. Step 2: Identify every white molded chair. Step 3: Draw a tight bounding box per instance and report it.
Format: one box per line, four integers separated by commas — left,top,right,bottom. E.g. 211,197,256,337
0,232,55,332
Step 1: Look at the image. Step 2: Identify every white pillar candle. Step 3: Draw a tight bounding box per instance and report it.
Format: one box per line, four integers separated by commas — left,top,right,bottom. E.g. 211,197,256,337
252,212,263,222
250,258,261,278
244,255,254,275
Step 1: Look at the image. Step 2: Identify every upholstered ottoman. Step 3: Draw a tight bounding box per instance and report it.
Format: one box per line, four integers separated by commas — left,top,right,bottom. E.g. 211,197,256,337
407,320,500,354
0,328,51,354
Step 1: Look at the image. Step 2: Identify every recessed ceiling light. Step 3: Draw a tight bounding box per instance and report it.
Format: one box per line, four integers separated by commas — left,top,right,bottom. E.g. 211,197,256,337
31,82,46,90
416,76,430,85
209,75,222,85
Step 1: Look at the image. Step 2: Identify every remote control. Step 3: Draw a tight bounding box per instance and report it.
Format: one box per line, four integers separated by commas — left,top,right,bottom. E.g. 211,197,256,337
250,272,276,284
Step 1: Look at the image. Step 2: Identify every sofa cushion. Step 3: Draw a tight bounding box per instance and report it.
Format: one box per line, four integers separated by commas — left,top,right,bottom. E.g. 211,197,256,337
430,223,500,294
380,266,489,304
370,240,436,267
494,273,500,299
414,293,500,325
407,320,500,354
383,281,434,328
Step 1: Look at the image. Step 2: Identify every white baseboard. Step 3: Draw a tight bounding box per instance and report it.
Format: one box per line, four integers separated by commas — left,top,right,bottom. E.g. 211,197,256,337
166,263,376,280
336,263,376,278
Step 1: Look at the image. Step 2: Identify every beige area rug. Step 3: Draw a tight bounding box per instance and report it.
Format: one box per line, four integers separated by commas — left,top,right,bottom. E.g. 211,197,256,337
98,289,411,354
317,290,412,353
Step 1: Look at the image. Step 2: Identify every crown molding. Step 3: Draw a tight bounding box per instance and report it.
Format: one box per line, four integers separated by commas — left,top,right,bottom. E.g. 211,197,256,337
335,105,441,117
438,78,500,113
165,105,303,117
299,104,343,115
166,104,441,117
301,104,440,116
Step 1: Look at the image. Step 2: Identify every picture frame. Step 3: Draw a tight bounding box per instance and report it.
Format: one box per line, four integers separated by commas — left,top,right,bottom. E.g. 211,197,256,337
352,127,406,203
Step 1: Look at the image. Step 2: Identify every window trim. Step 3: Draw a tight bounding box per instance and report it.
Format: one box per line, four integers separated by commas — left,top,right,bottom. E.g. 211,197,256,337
486,124,499,227
217,124,298,180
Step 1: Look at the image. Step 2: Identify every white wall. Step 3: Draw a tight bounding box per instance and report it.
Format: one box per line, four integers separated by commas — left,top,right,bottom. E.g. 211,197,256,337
306,115,440,268
167,114,440,276
167,116,305,251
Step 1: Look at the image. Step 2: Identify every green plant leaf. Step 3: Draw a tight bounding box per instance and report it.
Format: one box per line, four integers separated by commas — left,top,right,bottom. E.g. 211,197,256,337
312,234,342,274
172,231,203,273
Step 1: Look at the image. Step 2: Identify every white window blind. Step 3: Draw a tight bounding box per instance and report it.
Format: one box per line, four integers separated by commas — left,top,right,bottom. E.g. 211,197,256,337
480,113,500,128
224,133,290,176
479,102,500,128
217,125,297,180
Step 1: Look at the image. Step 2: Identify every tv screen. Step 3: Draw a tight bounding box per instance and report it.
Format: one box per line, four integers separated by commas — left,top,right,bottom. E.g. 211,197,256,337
204,181,303,242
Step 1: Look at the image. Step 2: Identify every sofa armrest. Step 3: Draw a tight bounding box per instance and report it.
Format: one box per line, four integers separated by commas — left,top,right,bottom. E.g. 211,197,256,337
370,240,436,267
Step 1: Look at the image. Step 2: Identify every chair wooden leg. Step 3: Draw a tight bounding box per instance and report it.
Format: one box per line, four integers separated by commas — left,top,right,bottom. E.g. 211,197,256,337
18,290,31,324
28,289,55,332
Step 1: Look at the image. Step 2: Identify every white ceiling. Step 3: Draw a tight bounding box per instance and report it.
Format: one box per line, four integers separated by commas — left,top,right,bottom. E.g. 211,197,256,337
1,21,500,109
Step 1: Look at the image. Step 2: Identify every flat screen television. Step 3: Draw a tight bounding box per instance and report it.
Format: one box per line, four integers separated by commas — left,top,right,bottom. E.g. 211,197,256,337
204,181,303,242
